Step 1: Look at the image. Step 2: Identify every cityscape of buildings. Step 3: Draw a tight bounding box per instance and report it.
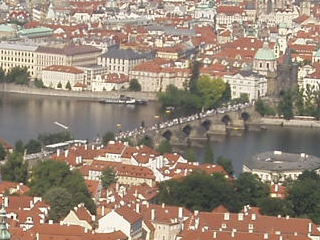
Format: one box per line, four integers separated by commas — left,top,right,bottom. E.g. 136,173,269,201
1,0,320,239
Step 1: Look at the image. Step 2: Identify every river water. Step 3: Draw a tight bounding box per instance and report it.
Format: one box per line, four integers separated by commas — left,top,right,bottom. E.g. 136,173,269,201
1,92,320,174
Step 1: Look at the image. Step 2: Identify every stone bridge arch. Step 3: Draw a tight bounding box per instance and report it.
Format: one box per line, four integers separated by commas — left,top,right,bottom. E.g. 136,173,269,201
201,119,212,131
182,124,192,136
162,129,172,140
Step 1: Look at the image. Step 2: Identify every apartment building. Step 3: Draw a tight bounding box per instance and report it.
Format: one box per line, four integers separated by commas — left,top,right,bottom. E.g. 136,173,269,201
0,43,101,79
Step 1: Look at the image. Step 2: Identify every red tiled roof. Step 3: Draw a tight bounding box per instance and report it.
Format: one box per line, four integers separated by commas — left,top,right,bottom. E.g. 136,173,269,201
43,65,84,74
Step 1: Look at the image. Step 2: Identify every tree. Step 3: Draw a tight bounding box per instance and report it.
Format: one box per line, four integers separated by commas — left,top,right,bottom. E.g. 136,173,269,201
34,79,45,88
189,61,201,94
44,187,73,222
15,140,24,154
5,66,29,85
222,82,231,103
29,160,96,215
235,172,270,206
24,139,41,154
57,82,62,88
101,167,117,189
255,99,266,116
1,152,28,184
157,139,172,154
258,197,293,217
293,87,305,116
239,93,249,104
217,156,233,176
278,91,294,120
66,81,72,90
129,79,141,91
138,135,154,148
102,131,115,145
38,132,72,145
203,145,214,164
197,75,226,109
183,148,197,162
0,143,6,160
0,68,5,82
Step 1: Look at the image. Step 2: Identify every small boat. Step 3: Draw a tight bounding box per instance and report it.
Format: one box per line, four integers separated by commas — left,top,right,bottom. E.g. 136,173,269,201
99,95,147,105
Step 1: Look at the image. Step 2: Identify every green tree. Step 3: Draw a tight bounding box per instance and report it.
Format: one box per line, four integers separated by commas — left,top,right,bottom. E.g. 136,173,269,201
101,167,117,189
278,91,294,120
235,172,270,206
203,145,214,164
222,82,231,103
102,131,115,145
1,152,28,184
239,93,249,104
24,139,41,154
15,140,24,154
293,87,305,115
6,66,29,85
255,99,266,116
38,132,72,145
29,160,96,214
138,135,154,148
258,197,293,217
0,143,6,160
34,79,45,88
197,75,226,109
0,68,5,82
57,82,62,88
183,148,197,162
189,61,201,94
66,81,72,90
217,156,234,176
157,139,172,154
129,79,141,91
44,187,73,222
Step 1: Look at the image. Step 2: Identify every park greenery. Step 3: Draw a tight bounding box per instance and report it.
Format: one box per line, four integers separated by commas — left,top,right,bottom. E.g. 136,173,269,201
102,131,115,145
256,85,320,120
15,131,73,154
158,61,231,111
158,170,320,224
1,152,28,184
157,139,172,154
29,160,96,219
0,66,30,85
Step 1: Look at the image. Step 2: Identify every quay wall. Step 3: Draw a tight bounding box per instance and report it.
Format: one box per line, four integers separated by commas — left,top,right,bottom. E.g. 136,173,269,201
0,83,158,101
258,117,320,128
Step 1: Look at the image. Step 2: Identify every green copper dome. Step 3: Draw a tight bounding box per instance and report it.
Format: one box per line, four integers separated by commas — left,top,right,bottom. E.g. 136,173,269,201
254,43,276,61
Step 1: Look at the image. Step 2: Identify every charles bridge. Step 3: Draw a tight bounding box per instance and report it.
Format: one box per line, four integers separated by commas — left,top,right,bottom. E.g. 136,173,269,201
116,104,262,148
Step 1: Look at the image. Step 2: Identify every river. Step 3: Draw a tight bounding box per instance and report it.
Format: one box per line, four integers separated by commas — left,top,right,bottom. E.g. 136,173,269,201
1,92,320,174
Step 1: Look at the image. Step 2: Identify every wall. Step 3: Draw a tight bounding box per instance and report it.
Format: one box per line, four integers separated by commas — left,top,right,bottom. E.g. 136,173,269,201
0,83,157,101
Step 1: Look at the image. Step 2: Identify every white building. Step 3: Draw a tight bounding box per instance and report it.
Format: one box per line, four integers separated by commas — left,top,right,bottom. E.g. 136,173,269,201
243,151,320,183
253,42,277,76
224,71,268,101
42,65,85,90
97,205,142,240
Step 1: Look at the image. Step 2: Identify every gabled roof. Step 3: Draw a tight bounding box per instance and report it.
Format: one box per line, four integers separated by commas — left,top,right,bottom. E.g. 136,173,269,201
100,48,146,60
115,205,142,224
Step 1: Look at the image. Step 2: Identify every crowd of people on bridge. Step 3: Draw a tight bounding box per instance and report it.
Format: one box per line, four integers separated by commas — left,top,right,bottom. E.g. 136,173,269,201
115,102,252,141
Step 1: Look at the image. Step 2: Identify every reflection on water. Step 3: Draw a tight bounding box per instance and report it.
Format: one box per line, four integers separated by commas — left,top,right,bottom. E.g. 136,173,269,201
1,92,320,174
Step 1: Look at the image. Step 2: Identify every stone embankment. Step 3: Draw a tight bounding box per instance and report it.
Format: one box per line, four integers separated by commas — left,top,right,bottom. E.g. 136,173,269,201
0,83,157,101
259,117,320,128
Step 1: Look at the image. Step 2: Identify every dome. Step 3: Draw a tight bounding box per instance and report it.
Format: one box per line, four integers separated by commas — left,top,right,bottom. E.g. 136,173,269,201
254,43,276,61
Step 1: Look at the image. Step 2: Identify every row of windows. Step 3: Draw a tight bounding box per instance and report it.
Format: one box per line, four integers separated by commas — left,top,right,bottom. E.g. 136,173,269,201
1,50,33,57
1,57,33,63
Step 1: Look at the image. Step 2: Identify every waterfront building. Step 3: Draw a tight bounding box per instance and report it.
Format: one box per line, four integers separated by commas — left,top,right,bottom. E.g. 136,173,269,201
42,65,85,90
98,48,148,76
243,151,320,182
223,70,268,101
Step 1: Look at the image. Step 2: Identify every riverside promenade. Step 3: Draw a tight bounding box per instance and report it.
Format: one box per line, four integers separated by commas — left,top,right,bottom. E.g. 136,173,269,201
0,83,157,101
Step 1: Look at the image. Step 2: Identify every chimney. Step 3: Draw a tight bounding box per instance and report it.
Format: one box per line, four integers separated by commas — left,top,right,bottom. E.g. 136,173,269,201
65,150,68,157
275,184,279,192
136,203,140,213
213,232,217,239
195,217,199,229
264,233,269,239
231,231,235,238
308,222,312,233
162,203,165,208
36,233,39,240
194,210,199,216
151,209,155,221
85,144,88,150
4,196,8,208
178,207,183,219
101,206,105,216
251,213,256,221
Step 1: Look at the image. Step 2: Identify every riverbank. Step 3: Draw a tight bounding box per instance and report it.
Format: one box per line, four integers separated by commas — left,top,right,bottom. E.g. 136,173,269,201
0,83,158,101
258,117,320,128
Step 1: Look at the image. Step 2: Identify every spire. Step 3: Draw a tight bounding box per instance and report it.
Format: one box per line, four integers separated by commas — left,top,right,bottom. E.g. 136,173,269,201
0,205,10,240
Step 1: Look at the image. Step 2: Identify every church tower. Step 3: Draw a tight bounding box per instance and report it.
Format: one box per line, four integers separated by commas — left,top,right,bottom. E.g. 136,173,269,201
0,205,10,240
